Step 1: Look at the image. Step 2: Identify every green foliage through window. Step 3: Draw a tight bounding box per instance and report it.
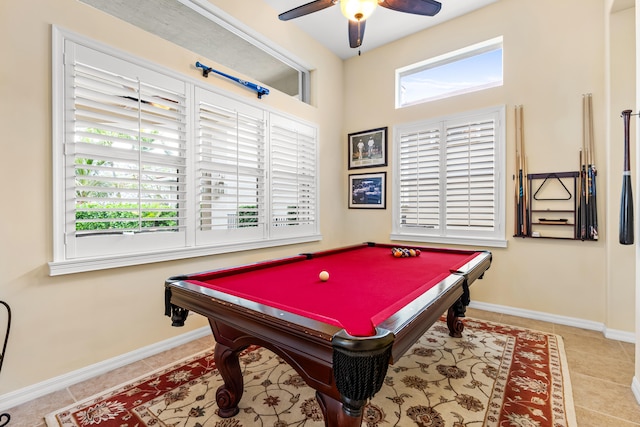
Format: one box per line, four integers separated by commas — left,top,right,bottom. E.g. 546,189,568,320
76,202,178,231
238,205,258,228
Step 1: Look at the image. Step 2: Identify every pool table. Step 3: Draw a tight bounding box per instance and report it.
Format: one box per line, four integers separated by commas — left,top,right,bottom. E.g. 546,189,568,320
164,242,491,427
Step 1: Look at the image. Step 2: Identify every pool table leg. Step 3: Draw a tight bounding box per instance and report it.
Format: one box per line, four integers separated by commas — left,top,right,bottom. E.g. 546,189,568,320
446,303,465,338
316,391,363,427
214,342,244,418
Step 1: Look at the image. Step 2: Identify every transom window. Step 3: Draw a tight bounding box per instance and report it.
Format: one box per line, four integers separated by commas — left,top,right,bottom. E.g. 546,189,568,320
396,37,503,108
50,28,319,275
79,0,310,102
391,106,506,247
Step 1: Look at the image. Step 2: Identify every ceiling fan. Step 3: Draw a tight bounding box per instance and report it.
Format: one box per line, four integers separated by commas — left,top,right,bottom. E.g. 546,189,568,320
278,0,442,49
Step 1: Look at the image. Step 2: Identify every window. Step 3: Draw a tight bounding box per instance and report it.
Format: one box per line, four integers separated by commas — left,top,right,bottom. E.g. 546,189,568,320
79,0,310,102
391,106,506,247
396,37,503,108
51,29,319,275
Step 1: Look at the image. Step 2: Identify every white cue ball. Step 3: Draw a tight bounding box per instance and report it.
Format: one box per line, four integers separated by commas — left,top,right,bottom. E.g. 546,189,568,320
319,271,329,281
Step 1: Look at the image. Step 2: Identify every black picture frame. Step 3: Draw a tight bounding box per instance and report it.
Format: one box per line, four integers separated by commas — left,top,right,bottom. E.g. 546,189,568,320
349,172,386,209
348,127,387,169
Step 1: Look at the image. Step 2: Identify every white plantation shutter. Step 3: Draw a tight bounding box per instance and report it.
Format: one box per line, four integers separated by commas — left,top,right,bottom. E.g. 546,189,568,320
398,128,441,230
270,114,318,237
195,90,266,244
64,43,187,259
394,107,504,244
445,119,496,230
52,31,320,273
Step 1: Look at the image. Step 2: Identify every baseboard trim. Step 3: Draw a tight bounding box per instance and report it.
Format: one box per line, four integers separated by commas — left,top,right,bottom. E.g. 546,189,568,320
469,301,636,344
0,326,210,412
1,303,637,411
632,377,640,405
604,328,636,343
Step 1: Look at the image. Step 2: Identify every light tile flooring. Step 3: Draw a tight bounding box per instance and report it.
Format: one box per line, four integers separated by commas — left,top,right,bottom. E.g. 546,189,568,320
3,308,640,426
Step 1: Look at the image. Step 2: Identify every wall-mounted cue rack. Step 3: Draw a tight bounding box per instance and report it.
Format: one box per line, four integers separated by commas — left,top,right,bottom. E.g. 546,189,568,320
527,172,580,240
515,171,597,241
513,95,598,242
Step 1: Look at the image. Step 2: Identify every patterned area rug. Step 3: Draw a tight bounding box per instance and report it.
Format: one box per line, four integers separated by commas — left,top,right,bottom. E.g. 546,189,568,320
45,318,576,427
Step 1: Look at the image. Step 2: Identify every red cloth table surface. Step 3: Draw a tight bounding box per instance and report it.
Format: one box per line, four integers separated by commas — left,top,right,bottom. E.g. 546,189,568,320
186,245,479,337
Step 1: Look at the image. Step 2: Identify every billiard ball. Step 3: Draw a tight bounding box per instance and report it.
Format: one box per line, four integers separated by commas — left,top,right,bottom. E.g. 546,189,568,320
319,271,329,281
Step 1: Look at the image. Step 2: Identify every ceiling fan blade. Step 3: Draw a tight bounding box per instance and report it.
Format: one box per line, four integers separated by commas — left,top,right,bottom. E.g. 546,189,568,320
348,19,366,48
278,0,336,21
379,0,442,16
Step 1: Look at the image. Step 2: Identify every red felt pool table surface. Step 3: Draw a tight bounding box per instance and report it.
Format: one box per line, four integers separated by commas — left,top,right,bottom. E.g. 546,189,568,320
184,244,482,337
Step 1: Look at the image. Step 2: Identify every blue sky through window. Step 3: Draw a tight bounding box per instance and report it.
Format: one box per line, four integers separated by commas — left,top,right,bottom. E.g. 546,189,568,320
399,47,503,106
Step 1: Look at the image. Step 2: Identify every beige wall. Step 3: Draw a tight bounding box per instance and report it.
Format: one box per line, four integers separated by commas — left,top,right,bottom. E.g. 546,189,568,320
0,0,637,401
342,0,632,326
608,3,636,333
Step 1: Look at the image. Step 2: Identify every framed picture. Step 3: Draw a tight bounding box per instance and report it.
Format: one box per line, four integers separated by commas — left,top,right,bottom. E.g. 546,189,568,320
348,127,387,169
349,172,386,209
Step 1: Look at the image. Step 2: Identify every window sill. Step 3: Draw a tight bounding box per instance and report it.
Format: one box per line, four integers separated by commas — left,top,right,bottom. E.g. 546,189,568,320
48,234,322,276
390,233,507,249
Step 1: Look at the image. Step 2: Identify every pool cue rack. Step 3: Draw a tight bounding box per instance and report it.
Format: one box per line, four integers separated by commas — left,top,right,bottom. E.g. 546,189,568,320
526,171,581,240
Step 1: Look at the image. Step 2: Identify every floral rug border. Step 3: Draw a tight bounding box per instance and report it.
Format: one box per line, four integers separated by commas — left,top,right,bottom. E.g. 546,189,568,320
45,318,577,427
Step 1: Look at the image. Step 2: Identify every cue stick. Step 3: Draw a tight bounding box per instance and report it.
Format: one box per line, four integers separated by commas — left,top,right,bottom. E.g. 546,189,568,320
586,94,598,240
576,150,583,239
515,106,520,235
513,105,522,236
579,148,587,240
514,106,519,236
583,94,590,240
620,109,634,244
577,94,585,239
515,153,521,236
195,61,270,99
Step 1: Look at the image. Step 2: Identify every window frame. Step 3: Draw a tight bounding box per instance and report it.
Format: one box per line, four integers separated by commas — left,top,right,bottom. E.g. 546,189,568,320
395,37,503,108
50,27,320,276
391,105,507,248
79,0,312,103
179,0,312,103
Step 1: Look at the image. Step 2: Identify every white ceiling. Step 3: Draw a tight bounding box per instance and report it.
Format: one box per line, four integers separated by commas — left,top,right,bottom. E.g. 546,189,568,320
79,0,499,93
263,0,499,59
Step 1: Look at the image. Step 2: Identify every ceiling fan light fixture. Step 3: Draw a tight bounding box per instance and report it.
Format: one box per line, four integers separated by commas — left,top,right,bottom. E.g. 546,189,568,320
340,0,377,21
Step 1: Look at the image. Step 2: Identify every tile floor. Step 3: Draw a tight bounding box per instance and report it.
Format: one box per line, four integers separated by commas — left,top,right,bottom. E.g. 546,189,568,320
3,308,640,426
